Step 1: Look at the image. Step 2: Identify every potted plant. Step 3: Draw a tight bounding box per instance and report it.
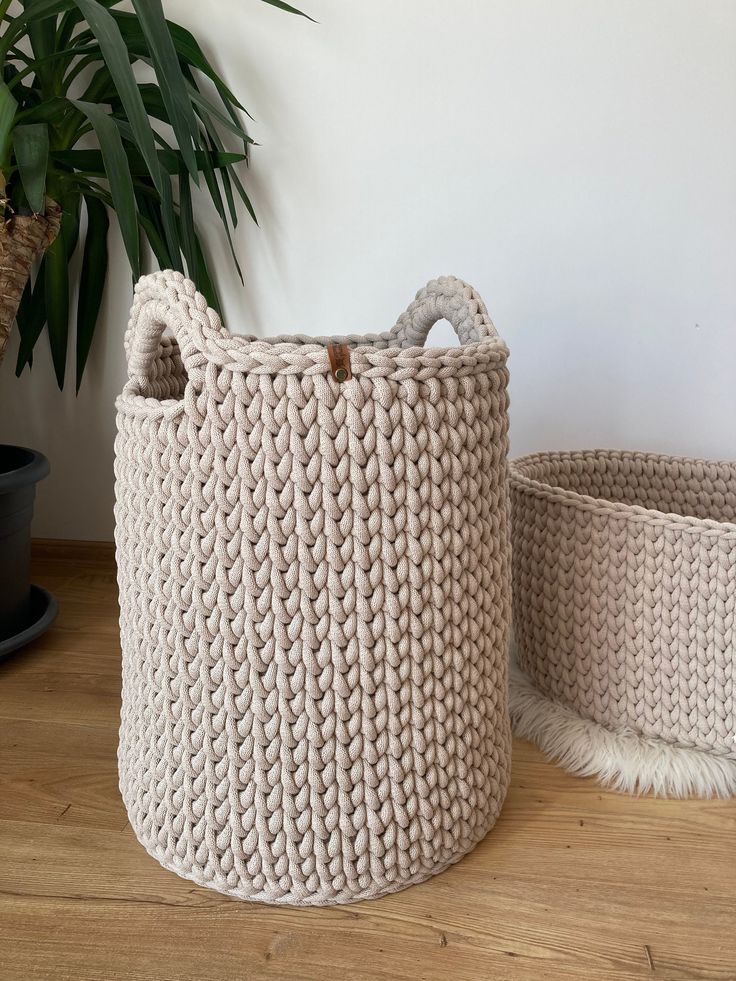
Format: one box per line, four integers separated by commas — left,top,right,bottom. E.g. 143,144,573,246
0,0,308,656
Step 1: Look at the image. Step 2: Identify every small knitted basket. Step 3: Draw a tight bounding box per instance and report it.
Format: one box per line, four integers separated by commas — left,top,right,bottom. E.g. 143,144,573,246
509,449,736,798
115,271,512,905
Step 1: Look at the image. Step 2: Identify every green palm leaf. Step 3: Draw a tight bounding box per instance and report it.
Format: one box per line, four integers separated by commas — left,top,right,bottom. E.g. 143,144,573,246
42,190,80,386
15,266,46,374
51,147,244,177
71,99,140,278
185,82,252,145
72,0,163,196
12,121,48,211
75,194,109,389
16,191,79,373
0,80,17,169
130,0,200,185
136,196,173,271
158,172,182,274
193,234,220,313
111,11,245,112
260,0,315,21
44,225,70,387
177,166,197,280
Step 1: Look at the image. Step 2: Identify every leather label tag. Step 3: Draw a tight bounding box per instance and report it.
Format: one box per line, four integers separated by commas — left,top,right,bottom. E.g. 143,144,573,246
327,343,352,382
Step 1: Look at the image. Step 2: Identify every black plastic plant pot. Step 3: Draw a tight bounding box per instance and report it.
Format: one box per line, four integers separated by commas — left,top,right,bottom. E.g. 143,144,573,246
0,445,57,659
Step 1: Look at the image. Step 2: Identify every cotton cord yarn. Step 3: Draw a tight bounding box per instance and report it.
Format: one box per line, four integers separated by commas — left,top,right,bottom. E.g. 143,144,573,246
115,271,512,905
509,449,736,798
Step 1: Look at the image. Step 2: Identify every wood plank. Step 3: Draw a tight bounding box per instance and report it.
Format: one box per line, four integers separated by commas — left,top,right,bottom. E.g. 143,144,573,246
0,541,732,981
0,719,122,830
32,538,116,563
0,662,121,726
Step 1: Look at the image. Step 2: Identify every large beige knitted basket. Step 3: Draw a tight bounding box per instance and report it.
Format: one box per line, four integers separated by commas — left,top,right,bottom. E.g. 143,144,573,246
114,270,512,906
509,449,736,798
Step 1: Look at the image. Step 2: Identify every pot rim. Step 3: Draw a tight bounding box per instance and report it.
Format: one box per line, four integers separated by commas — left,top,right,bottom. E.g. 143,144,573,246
0,444,50,493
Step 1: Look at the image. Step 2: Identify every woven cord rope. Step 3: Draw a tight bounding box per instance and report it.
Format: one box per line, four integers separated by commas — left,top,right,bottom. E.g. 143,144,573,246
115,272,512,905
510,450,736,760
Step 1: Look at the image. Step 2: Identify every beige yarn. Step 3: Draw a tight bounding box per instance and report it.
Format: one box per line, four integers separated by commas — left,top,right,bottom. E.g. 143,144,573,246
510,449,736,795
115,271,512,905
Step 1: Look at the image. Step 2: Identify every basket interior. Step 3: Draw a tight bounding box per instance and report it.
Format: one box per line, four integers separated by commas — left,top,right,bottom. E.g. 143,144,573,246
516,450,736,524
134,337,188,401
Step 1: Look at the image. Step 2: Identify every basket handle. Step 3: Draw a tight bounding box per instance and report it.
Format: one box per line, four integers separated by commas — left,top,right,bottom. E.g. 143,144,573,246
124,271,224,389
387,276,499,349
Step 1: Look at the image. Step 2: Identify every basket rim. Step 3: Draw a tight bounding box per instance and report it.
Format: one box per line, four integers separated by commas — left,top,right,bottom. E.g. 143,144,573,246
509,448,736,539
152,330,510,377
126,271,510,386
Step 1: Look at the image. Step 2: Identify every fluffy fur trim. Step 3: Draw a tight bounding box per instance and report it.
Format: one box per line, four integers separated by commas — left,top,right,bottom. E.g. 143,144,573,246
509,663,736,799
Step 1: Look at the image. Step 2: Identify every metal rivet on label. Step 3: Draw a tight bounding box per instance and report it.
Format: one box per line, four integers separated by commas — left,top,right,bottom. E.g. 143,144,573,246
327,342,352,383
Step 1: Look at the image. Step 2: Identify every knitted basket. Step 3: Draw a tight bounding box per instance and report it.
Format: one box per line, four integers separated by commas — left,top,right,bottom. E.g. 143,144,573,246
114,271,512,905
509,449,736,798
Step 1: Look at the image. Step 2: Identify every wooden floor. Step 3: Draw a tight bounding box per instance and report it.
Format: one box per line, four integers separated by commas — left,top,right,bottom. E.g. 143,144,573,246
1,542,734,981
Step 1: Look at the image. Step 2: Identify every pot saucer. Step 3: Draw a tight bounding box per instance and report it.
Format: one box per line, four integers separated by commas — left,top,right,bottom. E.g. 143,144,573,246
0,585,58,661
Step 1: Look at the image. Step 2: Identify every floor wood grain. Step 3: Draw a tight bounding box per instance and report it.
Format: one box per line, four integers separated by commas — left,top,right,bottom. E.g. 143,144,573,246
1,541,734,981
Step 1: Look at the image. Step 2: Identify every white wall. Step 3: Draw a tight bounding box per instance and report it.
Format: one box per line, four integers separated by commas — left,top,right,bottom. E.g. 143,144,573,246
2,0,735,541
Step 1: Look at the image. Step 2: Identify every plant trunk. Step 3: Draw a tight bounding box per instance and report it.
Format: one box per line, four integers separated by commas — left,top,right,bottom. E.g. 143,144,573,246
0,199,62,365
